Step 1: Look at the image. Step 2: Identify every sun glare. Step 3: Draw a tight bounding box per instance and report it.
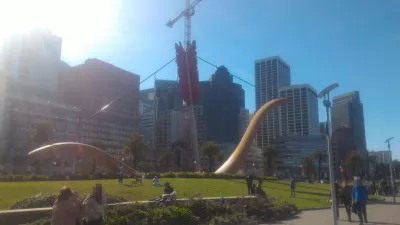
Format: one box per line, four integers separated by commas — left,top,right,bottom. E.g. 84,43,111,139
0,0,118,59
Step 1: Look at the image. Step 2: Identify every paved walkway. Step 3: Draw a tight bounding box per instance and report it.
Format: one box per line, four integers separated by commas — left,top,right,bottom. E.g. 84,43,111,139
265,198,400,225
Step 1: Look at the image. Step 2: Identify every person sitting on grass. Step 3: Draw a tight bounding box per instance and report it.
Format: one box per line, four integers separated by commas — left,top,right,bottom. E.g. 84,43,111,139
161,182,177,201
83,184,107,225
255,180,267,198
51,186,81,225
152,176,160,186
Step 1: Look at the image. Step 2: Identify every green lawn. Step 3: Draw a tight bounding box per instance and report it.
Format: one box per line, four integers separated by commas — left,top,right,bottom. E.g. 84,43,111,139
0,179,381,210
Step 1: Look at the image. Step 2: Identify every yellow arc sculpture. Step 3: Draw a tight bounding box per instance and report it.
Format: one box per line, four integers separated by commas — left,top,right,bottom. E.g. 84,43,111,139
28,99,287,176
215,98,288,174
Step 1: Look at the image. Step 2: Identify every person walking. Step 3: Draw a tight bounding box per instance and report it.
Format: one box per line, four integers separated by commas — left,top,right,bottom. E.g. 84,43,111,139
118,165,125,184
340,180,353,222
352,176,368,225
246,175,254,195
290,178,296,198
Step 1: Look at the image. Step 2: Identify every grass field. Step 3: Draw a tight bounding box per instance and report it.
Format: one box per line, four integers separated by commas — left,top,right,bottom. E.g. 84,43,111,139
0,178,380,210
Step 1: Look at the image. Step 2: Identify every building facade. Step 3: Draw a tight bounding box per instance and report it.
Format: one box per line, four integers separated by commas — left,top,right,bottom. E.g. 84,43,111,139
331,91,367,151
369,150,391,164
279,84,319,136
0,78,80,174
153,80,185,149
255,56,291,149
196,66,245,145
0,29,62,93
271,135,328,178
58,59,140,155
239,108,250,140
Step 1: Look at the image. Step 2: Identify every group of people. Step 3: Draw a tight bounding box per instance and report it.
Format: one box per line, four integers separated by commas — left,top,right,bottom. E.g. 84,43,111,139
51,184,106,225
245,175,267,198
330,177,369,225
370,178,398,197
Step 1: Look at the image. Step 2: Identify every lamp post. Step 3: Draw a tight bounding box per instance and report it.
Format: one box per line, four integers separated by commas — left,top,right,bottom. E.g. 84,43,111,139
318,83,339,225
385,137,396,203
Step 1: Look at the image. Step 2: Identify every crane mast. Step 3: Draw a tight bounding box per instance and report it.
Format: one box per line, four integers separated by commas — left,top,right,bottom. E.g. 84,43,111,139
166,0,202,49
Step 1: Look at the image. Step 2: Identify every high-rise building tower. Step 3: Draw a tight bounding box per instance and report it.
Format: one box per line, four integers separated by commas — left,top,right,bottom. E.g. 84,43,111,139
279,84,319,136
331,91,367,151
58,59,140,155
255,56,291,149
0,29,62,93
196,66,245,145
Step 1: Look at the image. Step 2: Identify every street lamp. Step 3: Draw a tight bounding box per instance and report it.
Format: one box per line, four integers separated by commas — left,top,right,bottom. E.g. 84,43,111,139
384,137,396,203
318,83,339,225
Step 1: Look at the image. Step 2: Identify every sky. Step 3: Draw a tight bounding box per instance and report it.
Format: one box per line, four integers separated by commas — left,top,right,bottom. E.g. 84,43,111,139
0,0,399,159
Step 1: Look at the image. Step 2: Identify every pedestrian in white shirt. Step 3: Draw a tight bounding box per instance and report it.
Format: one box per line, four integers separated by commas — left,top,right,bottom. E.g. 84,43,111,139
83,184,106,225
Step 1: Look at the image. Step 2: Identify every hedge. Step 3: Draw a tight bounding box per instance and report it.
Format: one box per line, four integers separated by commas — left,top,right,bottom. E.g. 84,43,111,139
22,196,299,225
0,172,277,182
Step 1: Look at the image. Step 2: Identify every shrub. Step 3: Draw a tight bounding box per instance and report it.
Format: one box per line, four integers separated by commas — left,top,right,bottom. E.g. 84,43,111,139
26,197,298,225
9,193,128,209
209,215,248,225
21,218,51,225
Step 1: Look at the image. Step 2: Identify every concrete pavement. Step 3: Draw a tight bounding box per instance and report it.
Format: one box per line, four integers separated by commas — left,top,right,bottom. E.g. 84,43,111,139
263,198,400,225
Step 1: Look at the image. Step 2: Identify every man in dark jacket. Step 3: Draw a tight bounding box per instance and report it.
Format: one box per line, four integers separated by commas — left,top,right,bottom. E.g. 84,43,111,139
352,176,368,225
246,175,253,195
290,178,296,198
340,180,353,222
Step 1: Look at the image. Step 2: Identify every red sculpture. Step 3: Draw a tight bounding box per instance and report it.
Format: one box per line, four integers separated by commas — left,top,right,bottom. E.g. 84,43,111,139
175,41,200,104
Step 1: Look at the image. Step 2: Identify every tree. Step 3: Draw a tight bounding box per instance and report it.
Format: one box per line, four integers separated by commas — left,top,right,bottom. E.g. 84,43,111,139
122,132,146,170
313,150,326,180
345,150,364,177
201,141,224,172
262,145,277,176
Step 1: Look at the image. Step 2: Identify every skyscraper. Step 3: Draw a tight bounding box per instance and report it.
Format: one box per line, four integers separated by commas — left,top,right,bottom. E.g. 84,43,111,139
153,80,185,149
255,56,291,149
0,29,62,93
196,66,245,145
58,59,140,155
331,91,366,151
279,84,319,136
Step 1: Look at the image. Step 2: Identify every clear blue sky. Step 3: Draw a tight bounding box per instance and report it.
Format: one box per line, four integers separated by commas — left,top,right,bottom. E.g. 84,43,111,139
59,0,400,159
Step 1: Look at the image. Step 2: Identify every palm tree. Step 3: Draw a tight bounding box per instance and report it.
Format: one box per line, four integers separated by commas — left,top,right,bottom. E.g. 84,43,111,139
262,145,277,176
345,150,364,177
313,150,326,180
122,132,146,170
201,141,224,172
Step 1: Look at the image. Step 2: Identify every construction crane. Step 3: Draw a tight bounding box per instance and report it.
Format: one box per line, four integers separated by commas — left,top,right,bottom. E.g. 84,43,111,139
166,0,203,49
